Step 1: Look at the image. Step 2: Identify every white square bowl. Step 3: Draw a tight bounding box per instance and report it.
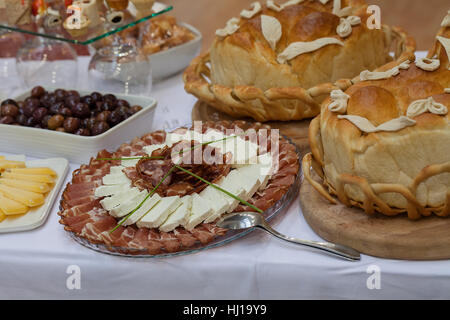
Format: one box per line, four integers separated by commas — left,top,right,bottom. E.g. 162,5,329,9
0,90,157,164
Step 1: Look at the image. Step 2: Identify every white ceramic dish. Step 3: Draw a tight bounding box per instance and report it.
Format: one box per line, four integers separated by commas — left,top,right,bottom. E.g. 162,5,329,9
0,89,157,164
150,22,202,80
0,155,69,234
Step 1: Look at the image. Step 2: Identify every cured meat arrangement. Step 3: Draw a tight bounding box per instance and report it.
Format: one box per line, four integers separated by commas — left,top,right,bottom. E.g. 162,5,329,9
58,121,300,255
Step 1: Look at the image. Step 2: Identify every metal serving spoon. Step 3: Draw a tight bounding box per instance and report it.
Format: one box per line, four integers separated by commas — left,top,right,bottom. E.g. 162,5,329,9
217,212,361,261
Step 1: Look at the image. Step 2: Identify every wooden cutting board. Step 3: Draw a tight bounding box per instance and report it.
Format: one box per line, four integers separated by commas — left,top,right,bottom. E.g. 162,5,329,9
192,100,312,158
299,172,450,260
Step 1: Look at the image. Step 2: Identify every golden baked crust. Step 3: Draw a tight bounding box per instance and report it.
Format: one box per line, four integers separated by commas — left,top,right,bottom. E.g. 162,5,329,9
303,25,450,219
183,0,416,122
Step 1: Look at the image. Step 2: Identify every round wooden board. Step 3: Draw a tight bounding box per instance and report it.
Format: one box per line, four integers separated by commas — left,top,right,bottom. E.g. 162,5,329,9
300,174,450,260
192,100,311,158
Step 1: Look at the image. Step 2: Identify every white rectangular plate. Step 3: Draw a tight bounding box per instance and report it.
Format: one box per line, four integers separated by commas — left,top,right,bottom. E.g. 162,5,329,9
0,89,157,164
0,156,69,234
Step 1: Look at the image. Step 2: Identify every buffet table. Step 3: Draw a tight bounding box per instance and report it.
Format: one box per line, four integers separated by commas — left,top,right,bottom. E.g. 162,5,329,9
1,56,450,300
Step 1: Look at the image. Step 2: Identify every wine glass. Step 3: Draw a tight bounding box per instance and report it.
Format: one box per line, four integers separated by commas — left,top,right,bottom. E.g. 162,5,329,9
16,36,79,89
0,30,25,97
87,38,152,96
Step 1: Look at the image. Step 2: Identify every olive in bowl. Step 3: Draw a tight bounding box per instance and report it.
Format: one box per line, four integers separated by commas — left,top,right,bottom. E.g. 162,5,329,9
0,87,145,137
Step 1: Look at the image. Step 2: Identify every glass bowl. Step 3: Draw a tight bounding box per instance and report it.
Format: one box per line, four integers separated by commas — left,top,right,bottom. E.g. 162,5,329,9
88,42,152,96
16,37,78,89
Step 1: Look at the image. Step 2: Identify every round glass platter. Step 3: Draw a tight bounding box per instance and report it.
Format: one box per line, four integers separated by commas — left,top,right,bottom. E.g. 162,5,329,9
0,2,173,45
67,136,302,258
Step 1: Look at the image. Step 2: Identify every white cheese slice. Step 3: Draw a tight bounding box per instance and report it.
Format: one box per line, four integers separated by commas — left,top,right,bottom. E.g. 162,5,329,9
200,183,231,223
109,166,125,175
100,187,142,211
137,196,181,228
166,131,202,147
224,137,259,167
217,171,248,213
94,183,128,198
121,158,139,167
165,133,178,147
237,163,270,193
256,153,274,189
185,193,213,230
235,168,261,201
109,190,148,218
159,195,192,232
258,152,274,176
102,171,130,185
165,130,260,168
142,144,166,156
122,193,162,226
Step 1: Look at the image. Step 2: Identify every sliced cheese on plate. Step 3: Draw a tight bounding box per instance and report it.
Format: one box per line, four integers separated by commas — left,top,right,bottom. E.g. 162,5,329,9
137,196,181,228
122,193,162,226
219,170,247,202
109,190,148,218
235,166,262,199
0,184,44,207
109,166,125,175
100,186,141,211
258,152,274,176
184,193,213,231
200,184,231,223
0,160,26,170
159,195,192,232
1,172,54,184
143,144,166,156
102,171,130,185
0,194,29,215
8,167,56,176
94,183,128,198
0,178,50,193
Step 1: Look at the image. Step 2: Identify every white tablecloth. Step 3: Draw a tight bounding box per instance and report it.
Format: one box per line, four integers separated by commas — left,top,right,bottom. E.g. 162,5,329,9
1,55,450,300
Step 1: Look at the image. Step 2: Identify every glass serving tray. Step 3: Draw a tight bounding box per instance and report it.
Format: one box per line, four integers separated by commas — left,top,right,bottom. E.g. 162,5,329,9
0,2,172,45
67,136,303,258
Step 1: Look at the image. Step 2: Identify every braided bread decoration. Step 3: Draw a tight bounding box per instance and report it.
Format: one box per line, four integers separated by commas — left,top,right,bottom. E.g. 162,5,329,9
183,0,416,122
303,19,450,220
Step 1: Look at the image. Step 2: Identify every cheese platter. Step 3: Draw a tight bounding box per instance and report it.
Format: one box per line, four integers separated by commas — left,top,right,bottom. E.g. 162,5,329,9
0,153,69,233
58,121,302,257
